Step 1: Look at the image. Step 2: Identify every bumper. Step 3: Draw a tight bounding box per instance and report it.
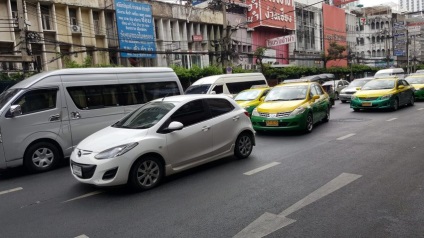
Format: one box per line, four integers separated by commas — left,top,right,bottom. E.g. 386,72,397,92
251,113,307,131
70,150,134,186
414,90,424,100
350,98,393,109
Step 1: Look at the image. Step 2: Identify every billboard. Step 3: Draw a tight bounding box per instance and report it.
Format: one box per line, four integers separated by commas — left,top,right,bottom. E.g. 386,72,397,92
333,0,357,6
246,0,295,30
115,0,156,58
323,4,347,68
266,34,296,47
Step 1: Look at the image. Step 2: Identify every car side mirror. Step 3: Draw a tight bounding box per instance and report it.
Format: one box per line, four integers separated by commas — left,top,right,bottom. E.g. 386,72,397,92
9,105,22,117
166,121,184,132
356,87,361,91
210,91,217,94
260,96,265,101
398,85,405,89
312,95,320,101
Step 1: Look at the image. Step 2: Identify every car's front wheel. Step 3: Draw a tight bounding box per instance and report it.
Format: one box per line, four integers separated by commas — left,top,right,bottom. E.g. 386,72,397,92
392,98,399,111
305,113,313,133
234,132,253,159
129,156,164,192
24,142,61,173
409,95,415,106
322,107,330,122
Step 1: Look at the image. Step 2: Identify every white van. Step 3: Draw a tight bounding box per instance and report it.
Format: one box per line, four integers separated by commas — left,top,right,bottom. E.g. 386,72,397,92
184,73,268,96
0,67,183,172
374,68,405,79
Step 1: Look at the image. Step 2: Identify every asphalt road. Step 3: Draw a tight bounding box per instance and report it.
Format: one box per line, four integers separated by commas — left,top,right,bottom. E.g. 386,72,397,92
1,101,424,238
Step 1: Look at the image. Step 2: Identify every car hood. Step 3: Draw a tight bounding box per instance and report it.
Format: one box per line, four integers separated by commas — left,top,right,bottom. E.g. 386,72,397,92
412,84,424,90
257,100,305,113
355,89,396,97
236,100,257,107
341,87,357,93
77,126,149,153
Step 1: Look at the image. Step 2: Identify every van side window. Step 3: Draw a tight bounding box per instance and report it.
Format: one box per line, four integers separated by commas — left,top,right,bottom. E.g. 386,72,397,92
226,80,267,94
142,82,179,102
68,86,119,109
212,85,223,94
14,89,57,115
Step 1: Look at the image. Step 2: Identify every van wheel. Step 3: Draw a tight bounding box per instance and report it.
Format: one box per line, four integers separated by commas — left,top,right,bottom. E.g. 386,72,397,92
128,156,164,192
24,142,61,173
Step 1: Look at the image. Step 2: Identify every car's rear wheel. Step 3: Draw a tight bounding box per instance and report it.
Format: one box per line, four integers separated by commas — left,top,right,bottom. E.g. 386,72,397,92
129,156,164,192
341,100,347,103
409,95,415,106
234,132,253,159
392,98,399,111
24,142,61,173
305,113,313,133
322,107,330,122
335,92,339,100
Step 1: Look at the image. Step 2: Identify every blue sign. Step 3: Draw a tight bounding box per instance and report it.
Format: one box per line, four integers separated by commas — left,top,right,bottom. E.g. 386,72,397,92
115,0,156,58
394,50,406,56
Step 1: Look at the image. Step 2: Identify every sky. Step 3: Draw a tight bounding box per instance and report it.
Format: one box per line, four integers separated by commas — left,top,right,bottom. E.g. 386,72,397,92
358,0,397,7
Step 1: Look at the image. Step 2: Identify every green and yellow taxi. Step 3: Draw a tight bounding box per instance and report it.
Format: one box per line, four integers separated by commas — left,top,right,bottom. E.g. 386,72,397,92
250,82,331,133
350,77,415,111
405,75,424,100
234,87,271,115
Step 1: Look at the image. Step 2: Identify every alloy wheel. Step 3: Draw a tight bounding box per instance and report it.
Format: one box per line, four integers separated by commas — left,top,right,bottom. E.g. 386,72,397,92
137,160,160,187
306,114,313,132
238,135,252,157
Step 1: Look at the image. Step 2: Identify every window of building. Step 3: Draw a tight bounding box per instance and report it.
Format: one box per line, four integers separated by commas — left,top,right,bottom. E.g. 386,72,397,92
69,9,77,26
41,6,51,30
93,11,101,35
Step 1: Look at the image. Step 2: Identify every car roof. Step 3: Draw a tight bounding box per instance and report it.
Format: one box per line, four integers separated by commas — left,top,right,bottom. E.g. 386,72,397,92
191,73,264,85
152,94,233,103
276,82,312,87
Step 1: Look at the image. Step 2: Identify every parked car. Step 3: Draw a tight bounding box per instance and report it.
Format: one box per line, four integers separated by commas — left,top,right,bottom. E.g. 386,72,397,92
250,81,331,133
415,69,424,74
350,77,415,111
339,78,373,103
0,67,184,173
234,87,271,115
322,80,350,100
70,95,255,191
405,75,424,100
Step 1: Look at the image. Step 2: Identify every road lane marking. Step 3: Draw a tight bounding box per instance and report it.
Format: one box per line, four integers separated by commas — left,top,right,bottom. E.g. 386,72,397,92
386,118,397,122
0,187,23,196
63,191,103,203
336,133,356,141
75,235,89,238
244,162,281,176
418,108,424,111
234,173,362,238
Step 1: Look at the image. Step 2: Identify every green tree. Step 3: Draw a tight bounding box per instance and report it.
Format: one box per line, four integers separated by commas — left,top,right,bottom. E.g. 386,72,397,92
323,42,347,69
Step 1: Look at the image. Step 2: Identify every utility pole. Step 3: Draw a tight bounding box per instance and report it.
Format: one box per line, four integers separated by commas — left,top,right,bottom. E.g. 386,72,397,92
221,0,228,70
406,29,410,74
17,0,30,73
413,35,416,73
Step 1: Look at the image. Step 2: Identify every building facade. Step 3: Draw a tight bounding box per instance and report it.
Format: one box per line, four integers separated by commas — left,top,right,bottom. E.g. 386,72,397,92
399,0,424,12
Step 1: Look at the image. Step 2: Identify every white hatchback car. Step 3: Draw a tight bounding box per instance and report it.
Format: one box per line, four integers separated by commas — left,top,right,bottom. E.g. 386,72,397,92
70,95,255,191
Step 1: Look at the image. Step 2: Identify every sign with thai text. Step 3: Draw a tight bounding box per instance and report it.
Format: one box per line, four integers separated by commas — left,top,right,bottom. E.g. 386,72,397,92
192,35,203,42
323,4,347,68
246,0,295,30
115,0,156,58
266,34,295,47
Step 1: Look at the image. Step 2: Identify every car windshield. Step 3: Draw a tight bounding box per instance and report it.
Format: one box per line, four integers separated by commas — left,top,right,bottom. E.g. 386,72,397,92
185,84,211,94
0,88,21,109
362,80,395,90
406,77,424,84
234,89,262,101
112,101,175,129
349,80,370,87
265,85,308,101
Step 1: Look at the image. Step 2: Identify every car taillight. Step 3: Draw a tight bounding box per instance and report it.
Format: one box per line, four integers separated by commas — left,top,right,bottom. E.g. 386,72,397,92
244,111,250,117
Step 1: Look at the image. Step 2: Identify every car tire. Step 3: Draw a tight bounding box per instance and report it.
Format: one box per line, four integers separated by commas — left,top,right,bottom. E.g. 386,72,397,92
409,95,415,106
341,100,347,103
24,141,61,173
129,155,164,192
335,92,339,100
234,132,253,159
305,113,313,133
353,108,360,112
392,98,399,111
322,107,330,122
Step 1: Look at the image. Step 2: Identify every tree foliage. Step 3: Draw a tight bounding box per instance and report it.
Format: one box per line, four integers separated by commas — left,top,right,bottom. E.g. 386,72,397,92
323,42,347,68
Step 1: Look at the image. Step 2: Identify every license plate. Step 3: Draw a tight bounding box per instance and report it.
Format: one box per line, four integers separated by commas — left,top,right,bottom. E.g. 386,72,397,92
72,165,82,177
362,102,372,106
266,120,279,126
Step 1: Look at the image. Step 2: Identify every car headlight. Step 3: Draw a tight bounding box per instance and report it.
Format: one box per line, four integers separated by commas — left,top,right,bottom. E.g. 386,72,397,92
380,94,392,100
94,142,138,160
251,108,259,117
351,95,357,100
290,107,306,116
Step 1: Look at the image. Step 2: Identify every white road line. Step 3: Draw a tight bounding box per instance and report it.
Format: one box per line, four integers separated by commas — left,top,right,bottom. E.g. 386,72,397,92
386,118,398,122
0,187,23,196
63,191,103,203
75,235,89,238
244,162,281,176
418,108,424,111
336,133,356,141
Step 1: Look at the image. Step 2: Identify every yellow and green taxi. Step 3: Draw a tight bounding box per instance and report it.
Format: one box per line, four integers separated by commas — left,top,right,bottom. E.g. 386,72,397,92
405,75,424,100
350,77,415,111
250,82,331,133
234,87,271,115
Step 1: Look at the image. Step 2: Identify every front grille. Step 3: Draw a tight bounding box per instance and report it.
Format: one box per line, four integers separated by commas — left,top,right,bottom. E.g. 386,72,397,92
102,167,118,180
71,161,96,179
259,111,292,118
359,97,379,101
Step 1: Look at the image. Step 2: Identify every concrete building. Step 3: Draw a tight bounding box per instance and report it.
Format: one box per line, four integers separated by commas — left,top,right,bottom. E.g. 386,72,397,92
399,0,424,12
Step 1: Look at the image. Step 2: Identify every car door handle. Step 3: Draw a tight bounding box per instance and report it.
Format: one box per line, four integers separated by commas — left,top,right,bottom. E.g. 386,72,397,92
49,114,60,122
71,111,81,119
232,116,240,121
202,126,210,131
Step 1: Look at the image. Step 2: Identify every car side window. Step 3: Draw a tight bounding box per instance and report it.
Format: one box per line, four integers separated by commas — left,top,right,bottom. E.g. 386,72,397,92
310,85,319,97
206,98,235,117
212,85,223,94
170,100,210,127
13,88,57,115
401,80,409,86
314,85,324,95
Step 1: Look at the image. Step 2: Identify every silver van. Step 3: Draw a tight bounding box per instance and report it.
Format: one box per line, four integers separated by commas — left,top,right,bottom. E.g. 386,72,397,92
0,67,183,172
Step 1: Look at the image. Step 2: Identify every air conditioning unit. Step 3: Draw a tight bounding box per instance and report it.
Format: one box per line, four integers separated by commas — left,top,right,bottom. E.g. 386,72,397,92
71,25,81,33
247,28,254,32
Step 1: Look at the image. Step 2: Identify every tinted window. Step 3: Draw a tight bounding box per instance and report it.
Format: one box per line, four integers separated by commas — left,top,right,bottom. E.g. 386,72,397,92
14,89,57,114
185,84,211,94
212,85,223,94
206,99,234,117
171,100,210,127
314,85,324,95
226,80,267,94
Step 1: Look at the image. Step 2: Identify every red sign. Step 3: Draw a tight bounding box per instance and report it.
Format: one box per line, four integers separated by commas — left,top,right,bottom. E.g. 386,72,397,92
333,0,357,6
246,0,295,30
192,35,203,42
323,4,347,68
